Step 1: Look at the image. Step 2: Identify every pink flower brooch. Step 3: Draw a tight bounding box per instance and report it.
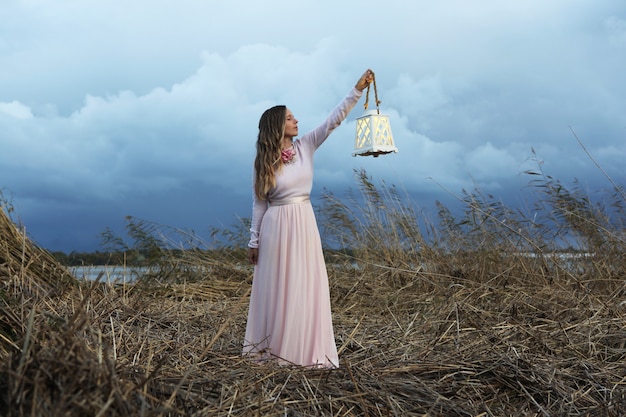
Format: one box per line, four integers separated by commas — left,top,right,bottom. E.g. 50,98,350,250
281,147,296,164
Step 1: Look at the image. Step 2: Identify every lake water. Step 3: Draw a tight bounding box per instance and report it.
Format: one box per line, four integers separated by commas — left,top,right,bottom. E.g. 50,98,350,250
69,265,148,283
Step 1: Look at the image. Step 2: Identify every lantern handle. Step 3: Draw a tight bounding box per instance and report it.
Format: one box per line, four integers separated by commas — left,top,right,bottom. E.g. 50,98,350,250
363,72,381,114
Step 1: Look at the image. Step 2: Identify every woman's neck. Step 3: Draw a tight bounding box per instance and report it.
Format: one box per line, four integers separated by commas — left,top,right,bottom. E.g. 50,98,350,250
282,137,293,149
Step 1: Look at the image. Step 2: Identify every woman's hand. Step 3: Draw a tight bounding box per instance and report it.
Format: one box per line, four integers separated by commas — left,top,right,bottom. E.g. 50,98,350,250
355,69,374,92
248,248,259,265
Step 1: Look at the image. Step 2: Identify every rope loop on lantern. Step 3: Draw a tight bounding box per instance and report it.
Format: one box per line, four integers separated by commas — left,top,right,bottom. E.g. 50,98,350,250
363,72,381,114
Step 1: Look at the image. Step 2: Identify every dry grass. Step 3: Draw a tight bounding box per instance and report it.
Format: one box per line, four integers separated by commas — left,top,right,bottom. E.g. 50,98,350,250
2,167,626,416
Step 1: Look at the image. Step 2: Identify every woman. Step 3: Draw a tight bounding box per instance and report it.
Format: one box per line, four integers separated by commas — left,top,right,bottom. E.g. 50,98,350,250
243,69,374,368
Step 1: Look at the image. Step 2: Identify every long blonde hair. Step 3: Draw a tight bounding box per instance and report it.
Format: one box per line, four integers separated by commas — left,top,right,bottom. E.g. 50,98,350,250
254,105,286,200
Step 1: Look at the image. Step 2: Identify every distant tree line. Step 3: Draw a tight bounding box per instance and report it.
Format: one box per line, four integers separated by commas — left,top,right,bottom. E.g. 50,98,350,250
48,251,134,266
47,248,354,267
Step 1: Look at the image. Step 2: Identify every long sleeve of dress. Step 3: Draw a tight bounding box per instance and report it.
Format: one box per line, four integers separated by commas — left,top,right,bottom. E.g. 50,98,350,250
248,181,267,248
299,87,363,153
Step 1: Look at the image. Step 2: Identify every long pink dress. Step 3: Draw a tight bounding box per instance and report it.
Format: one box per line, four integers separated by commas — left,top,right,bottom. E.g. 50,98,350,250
243,87,363,368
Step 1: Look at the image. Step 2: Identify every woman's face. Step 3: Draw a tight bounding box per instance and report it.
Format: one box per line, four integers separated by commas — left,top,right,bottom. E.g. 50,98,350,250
283,108,298,139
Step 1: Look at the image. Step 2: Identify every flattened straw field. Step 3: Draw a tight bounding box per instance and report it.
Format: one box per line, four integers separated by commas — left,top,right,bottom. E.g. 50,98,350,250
2,171,626,416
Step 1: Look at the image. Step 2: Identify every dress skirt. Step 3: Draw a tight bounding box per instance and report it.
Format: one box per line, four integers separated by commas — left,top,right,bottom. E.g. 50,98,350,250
243,199,339,368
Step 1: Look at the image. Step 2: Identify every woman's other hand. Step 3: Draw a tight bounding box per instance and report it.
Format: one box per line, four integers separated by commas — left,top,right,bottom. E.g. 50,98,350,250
355,69,374,92
248,248,259,265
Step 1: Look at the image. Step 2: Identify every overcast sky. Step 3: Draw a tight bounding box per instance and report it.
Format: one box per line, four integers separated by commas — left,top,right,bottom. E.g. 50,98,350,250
1,0,625,252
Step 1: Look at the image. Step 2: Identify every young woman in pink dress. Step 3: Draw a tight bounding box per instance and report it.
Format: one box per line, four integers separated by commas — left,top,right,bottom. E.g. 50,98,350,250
243,69,374,368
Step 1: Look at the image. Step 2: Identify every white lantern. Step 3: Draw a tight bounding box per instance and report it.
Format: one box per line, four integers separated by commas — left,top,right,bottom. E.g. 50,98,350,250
353,110,397,157
353,73,397,157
